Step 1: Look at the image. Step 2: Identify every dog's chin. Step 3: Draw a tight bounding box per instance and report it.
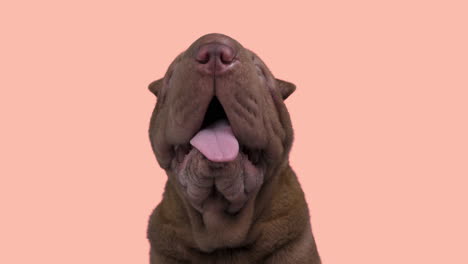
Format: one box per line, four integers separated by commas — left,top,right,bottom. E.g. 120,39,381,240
172,147,264,215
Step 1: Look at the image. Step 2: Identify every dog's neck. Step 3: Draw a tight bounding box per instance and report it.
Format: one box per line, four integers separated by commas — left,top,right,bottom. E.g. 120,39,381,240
168,163,289,253
148,163,316,262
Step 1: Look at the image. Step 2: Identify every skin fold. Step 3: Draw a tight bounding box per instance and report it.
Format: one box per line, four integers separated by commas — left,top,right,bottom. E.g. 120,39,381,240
147,33,321,264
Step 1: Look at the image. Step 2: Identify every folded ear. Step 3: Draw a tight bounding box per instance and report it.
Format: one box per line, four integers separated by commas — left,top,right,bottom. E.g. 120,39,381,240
148,78,163,97
276,79,296,100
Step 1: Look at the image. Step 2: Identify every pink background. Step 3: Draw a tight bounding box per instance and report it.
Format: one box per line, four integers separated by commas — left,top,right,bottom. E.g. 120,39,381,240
1,1,467,263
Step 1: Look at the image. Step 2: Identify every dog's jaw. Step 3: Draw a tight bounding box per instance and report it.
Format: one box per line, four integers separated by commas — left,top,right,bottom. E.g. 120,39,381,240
174,148,264,214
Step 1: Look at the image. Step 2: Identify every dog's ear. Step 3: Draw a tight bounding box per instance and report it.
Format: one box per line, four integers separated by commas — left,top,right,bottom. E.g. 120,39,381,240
276,79,296,100
148,78,163,97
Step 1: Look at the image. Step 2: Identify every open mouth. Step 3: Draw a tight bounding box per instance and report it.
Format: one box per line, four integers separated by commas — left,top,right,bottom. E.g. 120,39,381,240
174,96,261,166
200,96,228,131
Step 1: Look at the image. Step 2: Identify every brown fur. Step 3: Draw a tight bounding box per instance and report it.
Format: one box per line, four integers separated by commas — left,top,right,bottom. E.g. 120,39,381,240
147,33,320,263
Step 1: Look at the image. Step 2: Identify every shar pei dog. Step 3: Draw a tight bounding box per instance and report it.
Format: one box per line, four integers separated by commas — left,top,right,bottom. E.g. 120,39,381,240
147,33,320,264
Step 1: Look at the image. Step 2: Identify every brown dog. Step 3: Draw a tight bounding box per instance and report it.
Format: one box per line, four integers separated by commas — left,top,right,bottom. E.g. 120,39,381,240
147,33,320,264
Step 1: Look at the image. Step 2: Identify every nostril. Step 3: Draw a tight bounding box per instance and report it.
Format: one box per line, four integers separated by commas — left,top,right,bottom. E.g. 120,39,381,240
195,43,236,65
219,45,235,64
196,49,211,64
195,41,238,75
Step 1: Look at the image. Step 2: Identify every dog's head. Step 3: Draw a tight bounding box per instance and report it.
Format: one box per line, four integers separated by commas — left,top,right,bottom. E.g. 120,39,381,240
149,33,295,218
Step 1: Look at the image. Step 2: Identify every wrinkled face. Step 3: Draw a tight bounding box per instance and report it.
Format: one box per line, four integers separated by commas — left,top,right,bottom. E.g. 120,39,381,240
149,34,295,215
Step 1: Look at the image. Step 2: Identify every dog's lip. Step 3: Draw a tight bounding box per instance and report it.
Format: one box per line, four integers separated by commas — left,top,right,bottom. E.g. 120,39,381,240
174,144,192,163
174,143,262,166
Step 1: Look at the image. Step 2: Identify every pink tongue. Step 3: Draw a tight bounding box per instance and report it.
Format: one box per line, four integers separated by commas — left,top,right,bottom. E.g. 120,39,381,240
190,120,239,162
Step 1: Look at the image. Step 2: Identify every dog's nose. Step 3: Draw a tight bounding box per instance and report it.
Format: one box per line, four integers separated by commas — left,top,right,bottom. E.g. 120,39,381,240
195,42,237,75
